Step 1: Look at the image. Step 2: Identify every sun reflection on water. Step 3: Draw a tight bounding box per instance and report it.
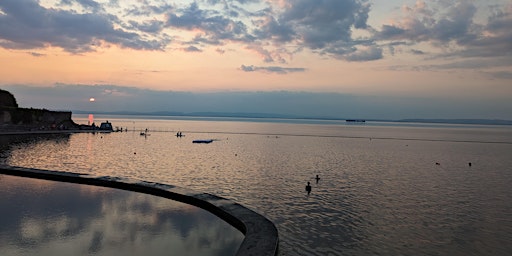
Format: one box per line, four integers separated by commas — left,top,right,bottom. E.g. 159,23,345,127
2,118,512,256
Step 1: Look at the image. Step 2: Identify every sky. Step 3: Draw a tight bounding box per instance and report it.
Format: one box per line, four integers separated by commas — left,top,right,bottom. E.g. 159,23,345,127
1,0,511,120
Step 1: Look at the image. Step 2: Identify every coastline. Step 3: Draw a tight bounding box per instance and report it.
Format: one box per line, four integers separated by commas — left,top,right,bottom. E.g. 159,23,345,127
72,111,512,126
0,129,111,136
0,120,115,135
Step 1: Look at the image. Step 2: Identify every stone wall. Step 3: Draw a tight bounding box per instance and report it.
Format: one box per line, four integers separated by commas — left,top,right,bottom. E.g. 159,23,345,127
0,108,77,129
0,89,77,130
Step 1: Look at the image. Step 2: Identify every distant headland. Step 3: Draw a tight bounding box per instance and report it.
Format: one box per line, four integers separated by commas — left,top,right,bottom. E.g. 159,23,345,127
1,89,79,132
73,110,512,126
3,89,511,129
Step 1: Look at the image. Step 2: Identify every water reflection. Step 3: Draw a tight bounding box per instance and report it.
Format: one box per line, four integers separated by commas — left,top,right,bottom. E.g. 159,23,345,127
0,174,243,256
4,120,512,256
0,134,71,165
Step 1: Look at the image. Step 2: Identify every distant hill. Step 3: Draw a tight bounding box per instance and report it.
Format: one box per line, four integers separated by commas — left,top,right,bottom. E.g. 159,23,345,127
73,110,309,119
73,110,512,126
395,119,512,125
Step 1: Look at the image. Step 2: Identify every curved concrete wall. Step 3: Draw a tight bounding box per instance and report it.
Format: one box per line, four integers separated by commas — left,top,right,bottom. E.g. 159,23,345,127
0,165,279,256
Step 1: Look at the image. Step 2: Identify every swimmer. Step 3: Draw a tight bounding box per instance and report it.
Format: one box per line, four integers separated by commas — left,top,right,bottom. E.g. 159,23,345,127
305,182,312,195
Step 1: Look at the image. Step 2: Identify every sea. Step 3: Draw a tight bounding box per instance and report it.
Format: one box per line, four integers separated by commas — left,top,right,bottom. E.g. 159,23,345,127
2,114,512,256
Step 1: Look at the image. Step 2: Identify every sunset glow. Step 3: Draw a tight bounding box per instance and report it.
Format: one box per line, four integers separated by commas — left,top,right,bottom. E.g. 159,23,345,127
1,0,511,119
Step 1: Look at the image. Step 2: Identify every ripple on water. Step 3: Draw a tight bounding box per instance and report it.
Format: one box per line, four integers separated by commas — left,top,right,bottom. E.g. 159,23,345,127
4,122,512,256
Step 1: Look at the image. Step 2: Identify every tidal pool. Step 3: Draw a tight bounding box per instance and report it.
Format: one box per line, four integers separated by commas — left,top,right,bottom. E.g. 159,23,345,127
0,174,244,256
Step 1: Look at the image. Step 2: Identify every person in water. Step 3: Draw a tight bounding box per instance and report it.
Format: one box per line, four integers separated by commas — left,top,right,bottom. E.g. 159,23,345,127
305,182,312,195
315,175,320,183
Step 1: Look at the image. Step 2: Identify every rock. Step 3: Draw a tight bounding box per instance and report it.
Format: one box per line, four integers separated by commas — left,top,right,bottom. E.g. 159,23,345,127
0,89,18,108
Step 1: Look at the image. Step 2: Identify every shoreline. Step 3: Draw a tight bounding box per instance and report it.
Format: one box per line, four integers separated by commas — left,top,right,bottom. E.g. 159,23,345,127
0,129,111,136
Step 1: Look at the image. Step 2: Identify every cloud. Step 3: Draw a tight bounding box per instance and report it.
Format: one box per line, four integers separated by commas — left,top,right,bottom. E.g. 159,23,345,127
343,46,383,62
0,0,166,53
240,65,306,74
124,1,174,16
411,49,426,55
0,0,510,67
278,0,369,46
374,1,512,62
59,0,103,12
28,52,45,57
427,56,512,70
484,71,512,80
101,88,131,97
166,2,251,44
182,45,202,52
251,0,375,59
252,15,296,43
245,44,287,63
128,20,165,34
0,0,375,62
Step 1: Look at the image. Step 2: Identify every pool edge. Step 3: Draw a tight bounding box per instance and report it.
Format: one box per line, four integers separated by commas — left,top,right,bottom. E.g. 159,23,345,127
0,165,279,256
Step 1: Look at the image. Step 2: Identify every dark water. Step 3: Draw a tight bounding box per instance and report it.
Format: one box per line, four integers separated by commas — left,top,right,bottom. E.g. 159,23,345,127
2,117,512,255
0,174,243,256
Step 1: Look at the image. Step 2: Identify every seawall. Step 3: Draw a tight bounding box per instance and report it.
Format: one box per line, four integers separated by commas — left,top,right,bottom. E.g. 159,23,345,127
0,107,77,131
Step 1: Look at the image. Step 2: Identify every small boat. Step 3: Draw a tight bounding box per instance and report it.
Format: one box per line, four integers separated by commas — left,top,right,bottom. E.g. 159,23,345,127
192,139,213,144
98,121,113,131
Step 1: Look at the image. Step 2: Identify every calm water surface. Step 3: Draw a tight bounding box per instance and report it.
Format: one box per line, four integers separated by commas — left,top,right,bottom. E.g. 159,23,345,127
2,116,512,256
0,174,243,256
